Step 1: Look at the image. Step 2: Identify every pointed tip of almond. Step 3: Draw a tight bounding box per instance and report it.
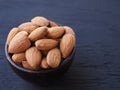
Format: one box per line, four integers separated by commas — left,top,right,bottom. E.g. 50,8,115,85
7,27,19,45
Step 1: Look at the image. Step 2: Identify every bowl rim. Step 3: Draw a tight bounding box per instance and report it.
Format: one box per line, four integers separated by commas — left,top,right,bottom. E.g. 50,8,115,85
5,42,75,74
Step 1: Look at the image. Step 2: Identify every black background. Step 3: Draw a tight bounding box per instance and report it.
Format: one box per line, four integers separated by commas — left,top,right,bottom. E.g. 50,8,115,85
0,0,120,90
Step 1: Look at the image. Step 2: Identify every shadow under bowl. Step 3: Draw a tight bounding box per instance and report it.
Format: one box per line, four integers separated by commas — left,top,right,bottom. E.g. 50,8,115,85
5,42,75,85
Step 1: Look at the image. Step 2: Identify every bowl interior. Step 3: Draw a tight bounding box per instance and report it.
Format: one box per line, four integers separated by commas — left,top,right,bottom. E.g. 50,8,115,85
5,42,75,74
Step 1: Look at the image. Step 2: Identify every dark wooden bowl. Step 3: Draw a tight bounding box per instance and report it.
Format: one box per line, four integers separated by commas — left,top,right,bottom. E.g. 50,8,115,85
5,42,75,85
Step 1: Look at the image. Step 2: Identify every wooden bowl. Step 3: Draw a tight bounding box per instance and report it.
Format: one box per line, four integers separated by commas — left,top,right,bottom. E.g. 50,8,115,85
5,42,75,85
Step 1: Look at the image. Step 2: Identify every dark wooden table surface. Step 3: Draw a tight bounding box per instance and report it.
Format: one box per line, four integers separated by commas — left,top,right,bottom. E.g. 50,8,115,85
0,0,120,90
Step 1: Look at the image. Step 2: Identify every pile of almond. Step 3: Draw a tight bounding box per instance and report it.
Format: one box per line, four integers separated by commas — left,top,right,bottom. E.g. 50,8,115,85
7,16,76,70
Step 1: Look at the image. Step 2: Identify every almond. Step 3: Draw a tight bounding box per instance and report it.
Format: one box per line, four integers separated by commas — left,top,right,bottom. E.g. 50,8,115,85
63,26,75,35
25,47,42,70
7,28,19,45
18,22,38,33
31,16,49,26
60,34,75,58
47,48,61,68
12,53,26,64
41,58,49,69
28,26,48,41
47,26,65,39
35,39,58,50
8,31,31,53
22,61,34,70
49,21,58,27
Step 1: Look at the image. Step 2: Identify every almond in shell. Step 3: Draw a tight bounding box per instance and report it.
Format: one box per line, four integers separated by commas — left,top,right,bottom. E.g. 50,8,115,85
8,31,31,53
60,34,75,58
47,48,61,68
25,47,42,70
35,39,58,50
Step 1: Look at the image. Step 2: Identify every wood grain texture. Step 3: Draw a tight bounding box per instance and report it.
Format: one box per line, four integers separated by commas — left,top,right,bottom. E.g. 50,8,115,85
0,0,120,90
